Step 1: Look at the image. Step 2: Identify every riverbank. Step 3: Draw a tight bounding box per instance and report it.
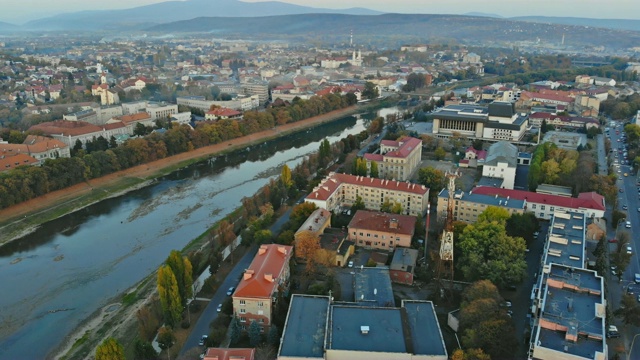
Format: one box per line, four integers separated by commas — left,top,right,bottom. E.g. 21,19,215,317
0,103,374,248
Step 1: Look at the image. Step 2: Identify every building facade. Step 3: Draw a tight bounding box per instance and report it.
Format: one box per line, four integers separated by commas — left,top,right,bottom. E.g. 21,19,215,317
481,141,518,189
305,172,429,217
347,210,416,251
363,136,422,181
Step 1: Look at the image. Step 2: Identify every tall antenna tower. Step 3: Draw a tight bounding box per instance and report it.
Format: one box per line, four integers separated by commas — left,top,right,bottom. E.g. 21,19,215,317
435,171,459,299
350,30,353,47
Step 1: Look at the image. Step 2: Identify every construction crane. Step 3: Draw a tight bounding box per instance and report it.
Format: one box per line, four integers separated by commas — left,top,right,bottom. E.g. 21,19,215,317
434,170,459,299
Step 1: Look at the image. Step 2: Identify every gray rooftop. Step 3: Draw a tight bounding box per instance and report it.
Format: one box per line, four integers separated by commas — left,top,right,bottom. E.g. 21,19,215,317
439,189,526,211
488,101,516,118
354,267,395,307
390,247,419,272
477,176,505,189
328,305,406,353
278,295,330,358
536,184,573,197
534,264,605,359
485,141,518,167
543,212,586,268
403,301,447,356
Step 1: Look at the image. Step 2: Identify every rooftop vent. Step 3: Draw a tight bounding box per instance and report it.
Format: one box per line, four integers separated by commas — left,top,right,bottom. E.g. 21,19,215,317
360,326,370,334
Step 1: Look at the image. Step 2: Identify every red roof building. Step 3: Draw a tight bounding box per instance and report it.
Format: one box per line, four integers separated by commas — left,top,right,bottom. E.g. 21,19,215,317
472,186,605,220
305,172,429,217
0,153,39,172
205,107,243,121
348,210,416,251
232,244,293,330
362,136,422,181
203,348,255,360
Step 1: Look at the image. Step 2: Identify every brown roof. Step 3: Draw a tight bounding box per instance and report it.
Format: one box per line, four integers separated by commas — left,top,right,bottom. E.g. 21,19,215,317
0,153,39,172
29,120,126,137
116,112,151,124
1,135,68,156
233,244,292,299
348,210,416,237
203,348,255,360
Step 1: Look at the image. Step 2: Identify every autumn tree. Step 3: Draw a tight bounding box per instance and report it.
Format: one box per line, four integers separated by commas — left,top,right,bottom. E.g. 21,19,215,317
350,195,365,213
157,265,183,326
166,250,194,306
216,219,237,253
450,348,491,360
462,279,502,306
95,337,125,360
370,161,379,178
434,147,446,160
296,230,321,273
280,164,292,188
476,206,510,226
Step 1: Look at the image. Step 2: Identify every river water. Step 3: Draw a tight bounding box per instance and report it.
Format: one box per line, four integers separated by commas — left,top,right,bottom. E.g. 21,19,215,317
0,106,400,359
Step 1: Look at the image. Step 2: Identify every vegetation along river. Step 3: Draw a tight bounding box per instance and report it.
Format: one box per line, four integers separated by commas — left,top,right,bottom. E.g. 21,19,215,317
0,106,401,358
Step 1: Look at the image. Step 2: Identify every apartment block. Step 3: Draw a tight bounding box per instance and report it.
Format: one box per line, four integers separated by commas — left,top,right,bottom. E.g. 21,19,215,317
363,136,422,181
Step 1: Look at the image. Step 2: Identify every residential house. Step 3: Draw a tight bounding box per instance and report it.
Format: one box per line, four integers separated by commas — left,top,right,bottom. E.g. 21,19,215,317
232,244,293,331
459,146,487,168
0,153,39,172
0,135,70,165
347,210,416,251
389,247,419,285
205,107,243,121
363,136,422,181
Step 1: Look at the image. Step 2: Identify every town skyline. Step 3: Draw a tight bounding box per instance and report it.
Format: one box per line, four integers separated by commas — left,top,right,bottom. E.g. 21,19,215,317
1,0,638,24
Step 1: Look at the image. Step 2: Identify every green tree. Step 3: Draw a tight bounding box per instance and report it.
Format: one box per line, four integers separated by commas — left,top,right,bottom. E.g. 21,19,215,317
95,337,125,360
157,265,182,326
157,326,176,360
249,320,262,346
417,167,446,200
505,212,538,242
615,293,640,325
268,324,280,346
362,81,379,99
434,147,446,160
450,348,491,360
229,317,242,346
391,202,403,214
109,136,118,149
165,250,193,307
369,161,379,178
477,206,510,226
254,229,273,244
134,338,158,360
351,195,365,212
281,164,292,188
457,220,527,287
380,198,393,213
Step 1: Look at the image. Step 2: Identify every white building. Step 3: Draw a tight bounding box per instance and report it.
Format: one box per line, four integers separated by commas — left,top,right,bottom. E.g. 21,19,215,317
481,141,518,189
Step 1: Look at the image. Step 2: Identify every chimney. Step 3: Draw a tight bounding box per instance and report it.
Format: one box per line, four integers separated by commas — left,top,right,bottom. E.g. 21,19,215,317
277,246,287,254
259,245,268,255
264,273,274,282
389,219,398,229
244,269,254,280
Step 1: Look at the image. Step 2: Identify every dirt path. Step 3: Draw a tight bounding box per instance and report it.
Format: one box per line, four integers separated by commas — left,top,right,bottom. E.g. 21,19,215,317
0,106,361,245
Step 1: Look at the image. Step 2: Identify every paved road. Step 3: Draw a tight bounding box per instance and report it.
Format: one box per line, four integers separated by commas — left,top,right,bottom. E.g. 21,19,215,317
180,206,294,355
596,133,608,176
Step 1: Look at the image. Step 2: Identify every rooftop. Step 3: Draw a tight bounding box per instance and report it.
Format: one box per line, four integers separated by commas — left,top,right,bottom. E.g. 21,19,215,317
318,228,347,252
543,212,586,268
439,189,526,211
378,136,422,159
485,141,518,168
354,267,395,307
278,295,329,359
328,305,406,353
296,208,331,236
233,244,292,299
403,300,447,356
390,247,419,272
306,172,428,202
471,186,605,212
348,210,416,237
534,264,605,359
203,348,255,360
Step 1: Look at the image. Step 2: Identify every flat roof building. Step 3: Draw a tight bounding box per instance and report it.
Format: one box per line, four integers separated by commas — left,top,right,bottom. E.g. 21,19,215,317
436,188,526,224
278,295,330,360
354,267,395,307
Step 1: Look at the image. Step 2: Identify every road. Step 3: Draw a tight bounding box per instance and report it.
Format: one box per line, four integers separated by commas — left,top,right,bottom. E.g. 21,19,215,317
603,121,640,359
180,207,294,355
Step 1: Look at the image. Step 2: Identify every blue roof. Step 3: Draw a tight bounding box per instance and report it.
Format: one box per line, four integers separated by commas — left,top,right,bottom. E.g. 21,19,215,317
354,267,395,307
328,305,406,353
403,301,447,356
278,295,330,358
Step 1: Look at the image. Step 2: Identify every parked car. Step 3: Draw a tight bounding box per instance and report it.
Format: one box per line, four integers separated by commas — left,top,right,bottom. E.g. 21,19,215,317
500,301,512,308
635,273,640,284
198,335,208,346
608,238,618,243
627,246,633,254
216,303,222,313
348,260,354,268
607,325,620,338
226,286,235,296
626,221,632,228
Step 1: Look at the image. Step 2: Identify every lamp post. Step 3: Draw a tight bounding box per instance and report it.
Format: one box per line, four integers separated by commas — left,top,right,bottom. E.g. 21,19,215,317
627,333,640,360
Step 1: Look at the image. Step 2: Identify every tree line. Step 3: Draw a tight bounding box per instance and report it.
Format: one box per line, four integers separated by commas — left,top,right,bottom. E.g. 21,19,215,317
0,93,357,210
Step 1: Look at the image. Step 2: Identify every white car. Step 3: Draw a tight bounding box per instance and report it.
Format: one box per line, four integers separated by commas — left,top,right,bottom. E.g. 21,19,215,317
627,246,633,254
626,221,632,228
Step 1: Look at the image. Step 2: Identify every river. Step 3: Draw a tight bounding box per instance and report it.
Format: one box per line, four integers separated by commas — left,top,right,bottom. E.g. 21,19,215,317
0,106,401,359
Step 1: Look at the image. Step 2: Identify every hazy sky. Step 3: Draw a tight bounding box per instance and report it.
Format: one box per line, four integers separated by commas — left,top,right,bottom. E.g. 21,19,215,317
2,0,638,24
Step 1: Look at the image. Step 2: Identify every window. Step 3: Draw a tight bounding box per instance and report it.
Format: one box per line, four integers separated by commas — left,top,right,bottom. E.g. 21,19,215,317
239,300,246,305
532,204,536,209
550,207,554,211
541,205,545,210
259,319,264,323
240,308,246,314
240,317,246,323
258,301,264,307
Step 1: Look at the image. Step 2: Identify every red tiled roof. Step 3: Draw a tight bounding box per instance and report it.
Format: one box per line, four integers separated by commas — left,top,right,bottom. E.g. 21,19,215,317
0,153,38,172
307,172,428,202
530,112,599,124
348,210,416,236
116,112,151,124
204,348,255,360
472,186,605,211
233,244,292,299
465,146,487,160
380,136,421,158
363,153,384,161
30,120,126,137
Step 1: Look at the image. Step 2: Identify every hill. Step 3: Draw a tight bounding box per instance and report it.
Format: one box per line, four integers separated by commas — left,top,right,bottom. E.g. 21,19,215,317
145,13,640,49
0,21,18,32
511,16,640,32
23,0,380,31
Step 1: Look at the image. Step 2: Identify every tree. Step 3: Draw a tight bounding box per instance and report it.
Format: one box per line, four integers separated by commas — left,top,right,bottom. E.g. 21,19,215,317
157,265,183,326
462,279,502,306
157,326,176,360
350,195,365,213
457,220,527,287
506,212,538,242
229,317,242,346
95,337,125,360
369,161,379,178
434,147,446,160
268,324,280,346
362,81,379,99
254,229,273,244
450,348,491,360
477,206,510,226
134,338,158,360
417,167,446,200
165,250,194,307
615,293,640,325
296,231,321,273
249,320,262,346
280,164,292,188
